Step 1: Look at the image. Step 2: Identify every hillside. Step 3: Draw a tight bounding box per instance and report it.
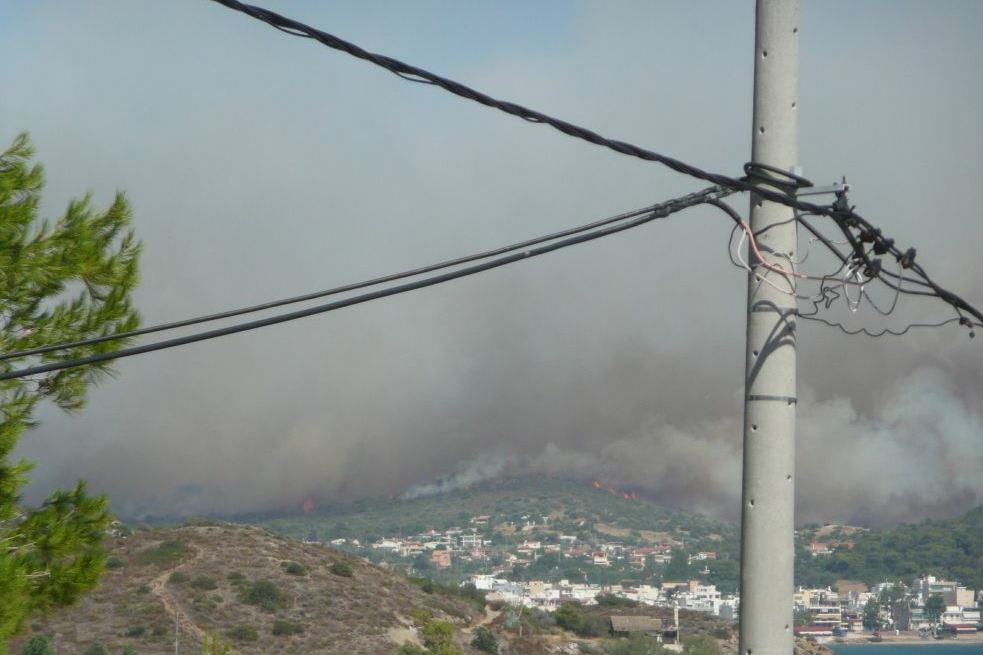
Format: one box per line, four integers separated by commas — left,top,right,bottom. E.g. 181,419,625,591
796,505,983,589
13,523,481,655
12,521,833,655
254,477,736,545
247,477,983,592
253,476,741,590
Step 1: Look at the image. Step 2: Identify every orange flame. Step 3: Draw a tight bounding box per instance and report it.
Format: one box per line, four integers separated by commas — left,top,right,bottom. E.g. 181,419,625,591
591,479,638,501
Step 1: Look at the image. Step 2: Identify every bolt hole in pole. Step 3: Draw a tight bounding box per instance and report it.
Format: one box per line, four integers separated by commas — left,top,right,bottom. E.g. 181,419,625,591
748,499,755,508
751,424,758,431
752,350,759,357
759,126,766,134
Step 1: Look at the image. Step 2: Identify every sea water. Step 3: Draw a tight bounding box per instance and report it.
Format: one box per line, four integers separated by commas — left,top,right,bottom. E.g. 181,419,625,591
829,643,983,655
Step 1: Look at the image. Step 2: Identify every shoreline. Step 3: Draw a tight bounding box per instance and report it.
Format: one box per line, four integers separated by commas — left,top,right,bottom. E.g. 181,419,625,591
826,634,983,647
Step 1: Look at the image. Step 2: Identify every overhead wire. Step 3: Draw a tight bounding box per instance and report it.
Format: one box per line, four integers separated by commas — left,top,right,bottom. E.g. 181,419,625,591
724,200,936,316
1,196,717,363
200,0,889,224
797,314,966,338
4,0,979,381
711,199,979,337
862,257,903,316
0,187,728,381
206,0,983,329
716,200,851,303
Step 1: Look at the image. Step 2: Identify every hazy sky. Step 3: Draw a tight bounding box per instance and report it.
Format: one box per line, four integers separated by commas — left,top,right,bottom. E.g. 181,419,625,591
3,1,982,526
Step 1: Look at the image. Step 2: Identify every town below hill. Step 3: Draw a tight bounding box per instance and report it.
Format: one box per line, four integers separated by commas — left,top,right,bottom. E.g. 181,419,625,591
254,477,740,590
21,475,982,654
15,521,838,655
247,477,983,593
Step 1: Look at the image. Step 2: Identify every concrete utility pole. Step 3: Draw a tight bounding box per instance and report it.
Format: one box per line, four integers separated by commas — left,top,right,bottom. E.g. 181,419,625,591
739,2,799,655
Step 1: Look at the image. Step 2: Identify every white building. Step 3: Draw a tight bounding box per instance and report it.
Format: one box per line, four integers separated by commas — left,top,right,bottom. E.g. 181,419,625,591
460,533,482,549
373,539,401,552
678,582,722,614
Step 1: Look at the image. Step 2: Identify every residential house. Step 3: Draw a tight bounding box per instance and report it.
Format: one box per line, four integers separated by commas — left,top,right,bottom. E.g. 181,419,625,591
913,575,958,605
431,549,452,569
808,542,833,557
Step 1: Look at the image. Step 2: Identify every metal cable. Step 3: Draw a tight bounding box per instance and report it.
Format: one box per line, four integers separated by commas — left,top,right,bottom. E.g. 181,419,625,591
208,0,983,328
0,187,724,380
712,201,980,337
2,195,709,362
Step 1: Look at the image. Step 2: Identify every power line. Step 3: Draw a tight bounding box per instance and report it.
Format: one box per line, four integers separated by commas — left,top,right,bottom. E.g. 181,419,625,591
0,187,725,381
198,1,866,229
6,1,976,380
1,197,695,362
712,200,979,338
795,314,964,338
207,0,983,330
206,1,779,206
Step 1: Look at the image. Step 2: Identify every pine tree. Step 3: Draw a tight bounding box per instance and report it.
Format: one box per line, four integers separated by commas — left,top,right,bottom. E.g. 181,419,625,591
0,133,142,650
862,597,881,631
924,593,946,631
469,626,498,654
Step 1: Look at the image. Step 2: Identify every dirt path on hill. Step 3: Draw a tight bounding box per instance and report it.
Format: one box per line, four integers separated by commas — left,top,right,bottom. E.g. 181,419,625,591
149,544,207,643
464,606,502,633
387,625,421,646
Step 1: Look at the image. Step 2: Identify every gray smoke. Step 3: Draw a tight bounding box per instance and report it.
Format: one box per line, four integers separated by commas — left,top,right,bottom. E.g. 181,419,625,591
386,366,983,527
400,450,515,500
3,1,982,526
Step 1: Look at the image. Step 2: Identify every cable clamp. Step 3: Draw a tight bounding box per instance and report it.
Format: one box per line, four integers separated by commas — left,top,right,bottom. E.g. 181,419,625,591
900,247,917,269
832,191,852,215
958,317,976,339
873,237,894,255
860,227,881,243
743,162,813,194
797,176,851,198
863,259,882,278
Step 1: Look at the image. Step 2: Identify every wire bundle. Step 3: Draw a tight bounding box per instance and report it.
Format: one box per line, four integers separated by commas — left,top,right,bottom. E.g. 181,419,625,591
2,1,980,381
0,187,731,381
207,0,982,335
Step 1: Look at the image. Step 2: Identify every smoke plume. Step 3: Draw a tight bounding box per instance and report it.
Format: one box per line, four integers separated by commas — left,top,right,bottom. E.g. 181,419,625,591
4,2,982,527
